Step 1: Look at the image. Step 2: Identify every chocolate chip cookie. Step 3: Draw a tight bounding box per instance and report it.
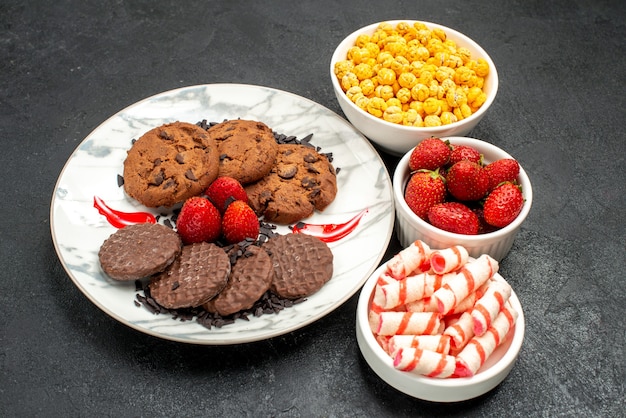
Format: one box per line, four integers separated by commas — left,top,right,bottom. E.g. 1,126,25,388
123,121,220,208
206,119,279,184
244,144,337,224
98,223,182,281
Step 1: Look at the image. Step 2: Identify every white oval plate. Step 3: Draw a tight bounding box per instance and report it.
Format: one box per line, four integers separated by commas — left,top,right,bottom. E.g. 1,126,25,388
50,83,394,345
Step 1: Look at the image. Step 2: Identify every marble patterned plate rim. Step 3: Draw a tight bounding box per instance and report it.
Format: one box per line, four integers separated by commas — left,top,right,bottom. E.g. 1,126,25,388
50,83,395,345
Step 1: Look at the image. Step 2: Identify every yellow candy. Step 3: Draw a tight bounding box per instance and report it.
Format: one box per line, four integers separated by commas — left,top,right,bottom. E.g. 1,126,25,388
446,87,468,108
334,60,354,79
353,63,374,81
341,72,359,91
383,105,404,124
398,72,417,89
390,56,410,74
440,111,457,125
367,97,387,117
411,83,430,102
402,109,424,126
364,42,380,58
360,78,377,96
345,86,363,101
354,95,369,110
337,21,490,126
475,58,490,77
424,114,442,126
432,28,447,42
347,46,367,64
377,67,396,85
396,87,412,104
423,97,442,115
377,84,395,100
386,97,402,108
355,34,371,48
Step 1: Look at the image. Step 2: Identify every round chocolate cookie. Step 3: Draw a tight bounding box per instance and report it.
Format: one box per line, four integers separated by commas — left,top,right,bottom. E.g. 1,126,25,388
245,144,337,224
263,233,334,299
98,223,182,281
149,242,230,309
204,245,273,316
123,121,220,208
206,119,278,184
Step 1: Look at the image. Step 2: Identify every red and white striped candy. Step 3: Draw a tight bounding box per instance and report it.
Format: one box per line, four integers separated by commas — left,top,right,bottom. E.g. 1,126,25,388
374,311,442,336
443,311,475,355
388,334,451,355
430,245,469,274
454,302,518,377
432,254,499,314
385,240,431,279
471,280,512,336
393,347,456,378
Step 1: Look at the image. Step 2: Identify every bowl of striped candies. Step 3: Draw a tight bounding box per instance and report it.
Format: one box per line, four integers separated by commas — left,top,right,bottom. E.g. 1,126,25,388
355,240,525,402
330,20,498,156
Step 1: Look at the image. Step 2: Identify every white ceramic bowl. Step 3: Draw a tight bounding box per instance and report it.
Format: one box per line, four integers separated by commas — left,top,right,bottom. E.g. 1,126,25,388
356,262,525,402
393,136,532,261
330,20,499,156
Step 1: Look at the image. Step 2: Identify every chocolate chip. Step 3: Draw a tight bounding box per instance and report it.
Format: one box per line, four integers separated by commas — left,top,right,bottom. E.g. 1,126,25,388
151,172,164,186
117,174,124,187
159,130,173,140
154,158,162,166
301,177,319,189
277,164,298,179
305,163,320,174
172,281,180,291
303,153,318,163
185,169,197,181
163,179,176,189
175,153,185,164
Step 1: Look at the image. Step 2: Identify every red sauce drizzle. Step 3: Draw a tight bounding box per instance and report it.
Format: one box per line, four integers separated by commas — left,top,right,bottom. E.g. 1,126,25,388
291,209,368,242
93,196,156,228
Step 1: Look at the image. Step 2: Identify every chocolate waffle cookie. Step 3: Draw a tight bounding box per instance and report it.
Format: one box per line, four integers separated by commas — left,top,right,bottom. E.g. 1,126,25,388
98,223,182,281
149,242,230,309
263,233,334,299
204,245,273,316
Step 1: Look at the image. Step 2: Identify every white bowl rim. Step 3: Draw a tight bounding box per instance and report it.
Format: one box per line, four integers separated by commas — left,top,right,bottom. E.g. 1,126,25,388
330,20,499,133
356,261,525,397
392,136,533,243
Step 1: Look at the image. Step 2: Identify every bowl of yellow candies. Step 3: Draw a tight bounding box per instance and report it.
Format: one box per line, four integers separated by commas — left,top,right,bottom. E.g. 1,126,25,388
331,21,498,156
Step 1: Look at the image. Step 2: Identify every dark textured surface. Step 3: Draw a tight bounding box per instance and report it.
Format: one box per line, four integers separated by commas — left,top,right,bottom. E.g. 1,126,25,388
1,0,625,416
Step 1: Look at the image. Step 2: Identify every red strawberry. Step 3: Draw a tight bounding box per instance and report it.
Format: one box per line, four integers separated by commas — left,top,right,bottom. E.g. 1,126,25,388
427,202,480,235
205,176,248,213
483,182,524,228
445,160,491,201
221,200,260,244
449,144,482,166
409,137,452,171
404,169,447,219
472,207,499,234
484,158,520,190
176,197,221,244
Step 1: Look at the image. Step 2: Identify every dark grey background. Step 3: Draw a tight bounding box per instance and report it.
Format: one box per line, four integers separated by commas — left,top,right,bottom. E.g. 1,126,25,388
1,1,624,416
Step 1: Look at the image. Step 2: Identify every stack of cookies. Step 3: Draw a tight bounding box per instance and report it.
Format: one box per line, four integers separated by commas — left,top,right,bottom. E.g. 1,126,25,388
99,118,340,323
122,119,338,226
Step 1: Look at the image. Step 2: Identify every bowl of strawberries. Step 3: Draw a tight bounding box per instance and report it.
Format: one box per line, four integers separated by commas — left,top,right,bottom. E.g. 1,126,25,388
392,136,532,261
